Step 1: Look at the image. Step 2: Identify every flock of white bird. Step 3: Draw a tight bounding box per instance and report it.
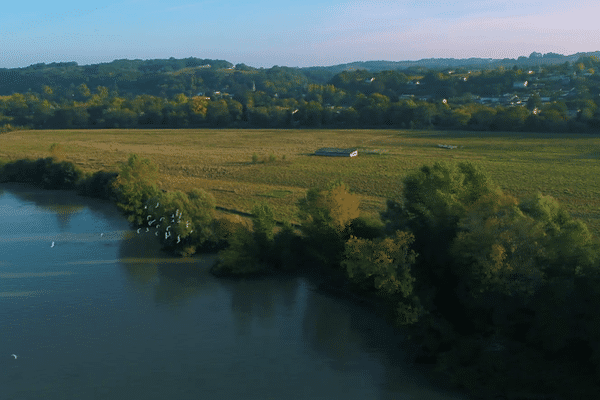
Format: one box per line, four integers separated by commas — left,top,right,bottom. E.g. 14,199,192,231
50,201,193,248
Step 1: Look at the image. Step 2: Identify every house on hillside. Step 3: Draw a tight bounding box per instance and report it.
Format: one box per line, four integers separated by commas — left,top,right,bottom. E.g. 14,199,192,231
513,81,528,89
315,148,358,157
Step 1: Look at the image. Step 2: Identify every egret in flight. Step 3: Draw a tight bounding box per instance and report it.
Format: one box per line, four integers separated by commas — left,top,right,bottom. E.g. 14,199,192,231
51,241,55,248
11,354,17,359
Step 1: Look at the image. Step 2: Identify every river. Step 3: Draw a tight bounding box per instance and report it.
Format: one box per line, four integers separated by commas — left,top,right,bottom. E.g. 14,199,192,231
1,183,470,400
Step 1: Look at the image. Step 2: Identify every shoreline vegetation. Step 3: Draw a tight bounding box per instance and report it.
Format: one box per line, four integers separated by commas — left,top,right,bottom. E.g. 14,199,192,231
2,131,600,399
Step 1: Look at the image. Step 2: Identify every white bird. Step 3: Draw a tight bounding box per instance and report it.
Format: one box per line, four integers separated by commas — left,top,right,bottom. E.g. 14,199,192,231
149,219,156,226
146,227,149,232
51,241,55,248
137,228,141,234
166,226,171,231
11,354,17,359
100,233,103,237
165,232,169,240
177,235,181,244
160,217,165,222
147,215,151,220
156,202,159,208
155,231,158,236
175,209,179,216
144,205,147,209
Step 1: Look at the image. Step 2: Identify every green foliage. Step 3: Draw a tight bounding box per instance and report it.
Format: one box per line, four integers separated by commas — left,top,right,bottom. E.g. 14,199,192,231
112,154,161,225
520,192,600,276
251,202,276,259
394,161,501,274
215,223,265,275
251,153,258,163
76,170,118,200
349,214,385,240
0,157,84,190
343,230,422,325
450,192,548,298
343,231,417,297
271,220,302,270
298,181,360,268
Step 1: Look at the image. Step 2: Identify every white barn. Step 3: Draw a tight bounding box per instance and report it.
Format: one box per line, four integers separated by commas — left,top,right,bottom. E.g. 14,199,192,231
315,148,358,157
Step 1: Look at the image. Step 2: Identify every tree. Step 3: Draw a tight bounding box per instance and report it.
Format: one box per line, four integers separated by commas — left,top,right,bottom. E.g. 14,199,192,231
519,192,599,276
343,231,417,296
450,192,548,299
382,160,503,303
343,231,422,324
251,202,276,262
298,181,360,268
206,99,230,126
111,154,161,225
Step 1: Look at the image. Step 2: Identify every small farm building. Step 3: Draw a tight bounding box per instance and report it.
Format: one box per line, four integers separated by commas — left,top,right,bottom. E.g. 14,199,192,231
315,148,358,157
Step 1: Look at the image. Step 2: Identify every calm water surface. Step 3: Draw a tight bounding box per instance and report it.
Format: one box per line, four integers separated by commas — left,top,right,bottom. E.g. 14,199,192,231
1,183,469,400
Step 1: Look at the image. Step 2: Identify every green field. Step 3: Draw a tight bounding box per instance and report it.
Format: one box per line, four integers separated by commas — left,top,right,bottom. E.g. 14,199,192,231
2,128,599,237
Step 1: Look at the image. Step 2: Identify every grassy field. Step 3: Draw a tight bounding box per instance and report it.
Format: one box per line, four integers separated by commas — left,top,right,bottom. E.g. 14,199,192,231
1,128,599,237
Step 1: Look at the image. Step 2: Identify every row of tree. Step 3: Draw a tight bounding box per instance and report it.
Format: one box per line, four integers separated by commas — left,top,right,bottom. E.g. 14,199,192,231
1,85,599,133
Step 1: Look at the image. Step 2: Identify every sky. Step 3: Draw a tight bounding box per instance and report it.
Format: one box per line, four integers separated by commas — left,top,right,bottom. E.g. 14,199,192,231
1,0,599,69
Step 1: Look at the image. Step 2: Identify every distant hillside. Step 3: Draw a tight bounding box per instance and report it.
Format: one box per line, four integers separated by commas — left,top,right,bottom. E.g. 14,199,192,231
301,51,600,73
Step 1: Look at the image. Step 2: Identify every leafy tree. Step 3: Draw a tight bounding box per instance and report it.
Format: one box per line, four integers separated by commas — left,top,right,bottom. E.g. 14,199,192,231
450,192,548,299
519,192,599,276
343,230,422,324
382,161,503,320
343,230,417,296
112,154,161,225
206,99,230,126
298,181,360,268
251,202,276,261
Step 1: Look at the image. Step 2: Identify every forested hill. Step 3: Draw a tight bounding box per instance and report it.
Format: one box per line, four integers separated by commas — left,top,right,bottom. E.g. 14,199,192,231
1,53,600,133
301,51,600,74
2,52,599,97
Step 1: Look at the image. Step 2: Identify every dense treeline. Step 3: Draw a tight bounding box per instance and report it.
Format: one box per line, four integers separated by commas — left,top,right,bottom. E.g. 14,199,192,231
2,56,600,133
1,151,600,398
212,162,600,398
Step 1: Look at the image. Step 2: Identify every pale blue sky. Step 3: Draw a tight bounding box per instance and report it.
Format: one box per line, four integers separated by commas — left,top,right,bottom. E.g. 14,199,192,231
1,0,598,68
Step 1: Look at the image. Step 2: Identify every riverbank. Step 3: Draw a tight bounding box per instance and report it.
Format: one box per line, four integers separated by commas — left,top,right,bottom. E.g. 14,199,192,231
2,149,598,399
